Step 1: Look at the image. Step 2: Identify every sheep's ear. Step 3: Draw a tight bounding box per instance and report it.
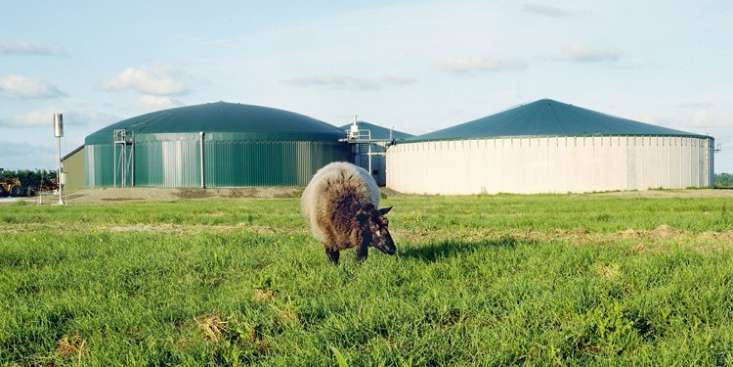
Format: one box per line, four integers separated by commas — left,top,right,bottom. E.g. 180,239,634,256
356,210,369,224
379,207,392,215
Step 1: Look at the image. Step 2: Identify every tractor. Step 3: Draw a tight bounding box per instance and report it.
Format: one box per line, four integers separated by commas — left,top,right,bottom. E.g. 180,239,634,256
0,177,22,197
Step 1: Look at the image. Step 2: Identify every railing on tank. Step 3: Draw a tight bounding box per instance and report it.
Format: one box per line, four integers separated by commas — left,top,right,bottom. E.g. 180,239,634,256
338,115,396,178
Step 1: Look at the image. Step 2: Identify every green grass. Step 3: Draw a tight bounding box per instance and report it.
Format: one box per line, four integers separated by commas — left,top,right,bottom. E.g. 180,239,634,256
2,193,733,366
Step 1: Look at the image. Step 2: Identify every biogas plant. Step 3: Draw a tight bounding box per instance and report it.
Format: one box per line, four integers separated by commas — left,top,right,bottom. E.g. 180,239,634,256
61,99,715,195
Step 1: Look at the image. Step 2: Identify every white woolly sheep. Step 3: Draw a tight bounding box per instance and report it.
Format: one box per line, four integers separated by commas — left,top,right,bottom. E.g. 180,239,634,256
301,162,395,264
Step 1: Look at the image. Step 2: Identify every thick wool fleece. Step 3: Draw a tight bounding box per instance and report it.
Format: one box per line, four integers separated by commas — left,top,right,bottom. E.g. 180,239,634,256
301,162,380,248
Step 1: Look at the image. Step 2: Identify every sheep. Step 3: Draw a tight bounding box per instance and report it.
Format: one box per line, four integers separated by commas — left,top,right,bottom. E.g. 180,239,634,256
301,162,395,264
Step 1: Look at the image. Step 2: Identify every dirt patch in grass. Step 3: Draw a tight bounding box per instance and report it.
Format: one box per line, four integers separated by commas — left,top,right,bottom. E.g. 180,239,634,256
650,224,681,239
56,333,86,359
195,314,228,343
630,243,647,254
202,211,227,217
174,189,212,199
222,188,259,198
216,187,302,199
65,187,304,203
274,305,299,327
392,227,733,247
253,289,277,303
4,219,733,251
595,263,621,279
594,189,733,198
0,222,301,236
106,223,284,235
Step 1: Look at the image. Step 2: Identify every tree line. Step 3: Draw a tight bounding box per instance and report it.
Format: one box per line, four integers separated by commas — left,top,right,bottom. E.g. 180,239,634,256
1,168,732,196
716,173,733,188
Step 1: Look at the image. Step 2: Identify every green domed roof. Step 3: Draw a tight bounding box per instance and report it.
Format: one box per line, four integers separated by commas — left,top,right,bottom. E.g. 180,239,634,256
85,102,345,144
408,99,710,142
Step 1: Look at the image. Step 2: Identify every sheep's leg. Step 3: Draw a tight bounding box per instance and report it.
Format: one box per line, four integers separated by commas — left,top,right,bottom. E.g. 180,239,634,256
325,248,340,264
356,242,368,262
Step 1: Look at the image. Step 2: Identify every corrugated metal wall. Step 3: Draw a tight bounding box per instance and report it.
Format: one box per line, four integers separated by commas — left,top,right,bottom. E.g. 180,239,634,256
85,133,351,188
61,147,85,193
204,139,350,187
387,136,715,195
85,144,114,188
135,133,201,187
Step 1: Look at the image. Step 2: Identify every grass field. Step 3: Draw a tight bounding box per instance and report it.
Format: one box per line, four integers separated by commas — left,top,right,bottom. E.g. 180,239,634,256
2,192,733,366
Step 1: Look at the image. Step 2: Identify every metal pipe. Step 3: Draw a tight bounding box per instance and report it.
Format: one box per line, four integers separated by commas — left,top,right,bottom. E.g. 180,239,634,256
200,131,205,188
113,143,117,188
131,134,135,187
53,113,64,205
56,135,64,204
121,144,126,188
368,143,372,176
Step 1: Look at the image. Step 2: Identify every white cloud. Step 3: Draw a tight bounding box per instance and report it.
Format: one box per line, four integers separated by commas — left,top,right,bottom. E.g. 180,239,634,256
284,75,416,91
638,107,732,137
676,101,715,109
0,110,57,128
139,95,182,110
105,66,189,96
0,74,65,98
0,108,115,129
684,109,733,129
564,46,622,63
0,40,65,56
522,3,573,18
441,58,528,74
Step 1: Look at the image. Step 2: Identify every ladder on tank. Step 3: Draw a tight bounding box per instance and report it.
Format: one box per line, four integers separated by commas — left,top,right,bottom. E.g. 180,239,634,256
113,129,135,188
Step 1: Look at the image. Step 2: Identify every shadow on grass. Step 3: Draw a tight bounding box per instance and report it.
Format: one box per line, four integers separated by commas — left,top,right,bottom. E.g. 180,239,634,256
399,236,533,262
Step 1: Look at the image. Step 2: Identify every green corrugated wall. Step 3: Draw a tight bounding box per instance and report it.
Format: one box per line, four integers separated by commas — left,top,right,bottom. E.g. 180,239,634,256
84,133,351,188
135,133,201,187
204,139,350,187
85,144,114,187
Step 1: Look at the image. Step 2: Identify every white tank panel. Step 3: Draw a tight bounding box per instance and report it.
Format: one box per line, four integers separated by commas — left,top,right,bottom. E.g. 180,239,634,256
387,136,714,195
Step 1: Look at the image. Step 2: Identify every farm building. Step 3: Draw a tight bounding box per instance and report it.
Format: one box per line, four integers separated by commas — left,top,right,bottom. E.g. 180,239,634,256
387,99,715,195
78,102,351,188
338,121,413,185
60,145,85,193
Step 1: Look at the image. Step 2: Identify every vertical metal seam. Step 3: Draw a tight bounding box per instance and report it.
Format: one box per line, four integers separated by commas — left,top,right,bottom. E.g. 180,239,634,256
200,131,205,188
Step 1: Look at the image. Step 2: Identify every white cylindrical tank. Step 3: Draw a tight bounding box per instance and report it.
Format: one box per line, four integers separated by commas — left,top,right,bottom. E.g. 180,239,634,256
386,99,715,195
387,136,714,195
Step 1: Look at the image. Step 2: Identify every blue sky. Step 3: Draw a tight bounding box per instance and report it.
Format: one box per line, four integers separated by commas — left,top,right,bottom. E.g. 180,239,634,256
1,0,731,172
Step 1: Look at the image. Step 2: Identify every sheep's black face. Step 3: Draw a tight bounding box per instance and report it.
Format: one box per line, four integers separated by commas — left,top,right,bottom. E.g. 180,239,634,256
358,205,396,255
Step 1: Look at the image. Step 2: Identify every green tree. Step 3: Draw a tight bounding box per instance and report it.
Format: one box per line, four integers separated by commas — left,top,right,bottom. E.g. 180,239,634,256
716,173,733,187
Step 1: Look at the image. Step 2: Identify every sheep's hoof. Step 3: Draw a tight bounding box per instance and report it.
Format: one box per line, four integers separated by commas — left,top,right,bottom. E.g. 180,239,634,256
326,248,340,265
356,244,368,263
356,252,368,263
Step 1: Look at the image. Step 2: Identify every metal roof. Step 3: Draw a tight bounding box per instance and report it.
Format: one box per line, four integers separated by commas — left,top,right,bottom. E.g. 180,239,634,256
407,99,711,143
337,121,414,140
85,102,345,145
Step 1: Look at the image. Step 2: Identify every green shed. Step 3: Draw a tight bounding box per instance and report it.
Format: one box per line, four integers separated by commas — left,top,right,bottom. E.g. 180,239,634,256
84,102,351,188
